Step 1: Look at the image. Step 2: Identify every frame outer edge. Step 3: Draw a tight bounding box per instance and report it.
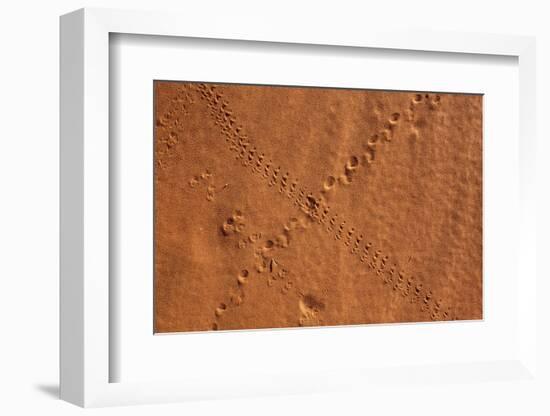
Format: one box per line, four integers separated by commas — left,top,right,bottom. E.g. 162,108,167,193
58,6,539,407
59,8,85,407
517,38,537,377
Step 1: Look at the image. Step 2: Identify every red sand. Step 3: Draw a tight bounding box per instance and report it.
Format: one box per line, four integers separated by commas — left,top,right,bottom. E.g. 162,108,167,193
154,82,482,333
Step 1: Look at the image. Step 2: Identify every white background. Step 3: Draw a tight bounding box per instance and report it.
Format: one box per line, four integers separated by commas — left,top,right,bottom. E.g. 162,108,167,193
0,1,548,415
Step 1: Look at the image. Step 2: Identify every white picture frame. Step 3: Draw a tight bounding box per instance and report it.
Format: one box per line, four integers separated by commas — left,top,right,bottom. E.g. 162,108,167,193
60,7,538,408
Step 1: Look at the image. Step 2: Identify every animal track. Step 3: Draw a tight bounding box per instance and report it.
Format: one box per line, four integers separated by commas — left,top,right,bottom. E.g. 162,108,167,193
214,303,227,317
298,294,325,327
221,209,246,237
324,108,404,194
211,283,246,330
323,175,336,191
155,84,197,170
407,92,442,124
189,85,456,323
237,269,249,285
188,168,229,202
212,214,304,329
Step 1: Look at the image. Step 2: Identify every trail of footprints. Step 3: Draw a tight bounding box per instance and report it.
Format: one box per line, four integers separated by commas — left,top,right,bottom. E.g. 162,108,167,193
188,83,456,326
213,210,308,329
155,84,197,170
325,93,441,191
325,111,401,190
188,168,230,203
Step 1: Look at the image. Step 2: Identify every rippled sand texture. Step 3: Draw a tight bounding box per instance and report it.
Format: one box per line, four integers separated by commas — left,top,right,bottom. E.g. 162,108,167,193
154,81,482,333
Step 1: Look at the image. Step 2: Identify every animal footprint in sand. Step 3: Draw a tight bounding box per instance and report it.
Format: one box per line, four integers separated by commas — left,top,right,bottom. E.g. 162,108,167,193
221,209,246,236
298,294,325,327
230,291,244,306
408,93,442,129
214,303,227,317
237,269,249,285
322,176,336,193
188,168,229,202
239,232,263,250
281,279,294,294
412,93,441,108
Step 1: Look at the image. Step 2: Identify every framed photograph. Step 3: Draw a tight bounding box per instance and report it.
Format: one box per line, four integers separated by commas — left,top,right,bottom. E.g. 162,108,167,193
60,8,538,408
